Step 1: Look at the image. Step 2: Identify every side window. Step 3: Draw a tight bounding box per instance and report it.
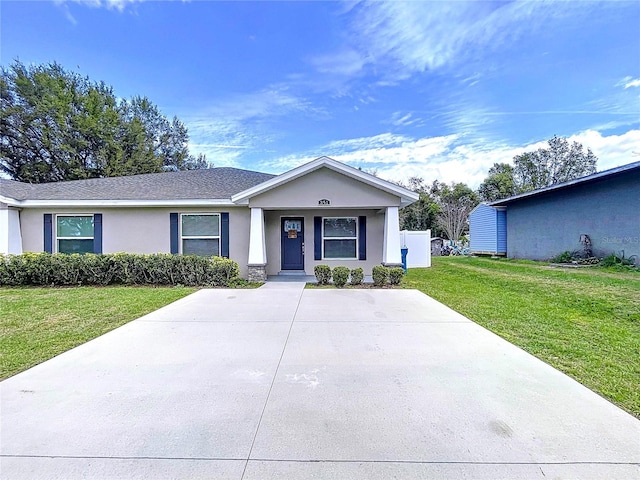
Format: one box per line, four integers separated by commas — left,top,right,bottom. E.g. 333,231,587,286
56,215,94,254
181,214,220,256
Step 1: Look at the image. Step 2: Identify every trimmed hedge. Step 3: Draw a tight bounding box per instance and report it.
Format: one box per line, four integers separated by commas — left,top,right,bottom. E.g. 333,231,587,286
314,265,332,285
388,267,404,285
350,267,364,285
0,253,240,287
372,265,389,287
332,266,350,288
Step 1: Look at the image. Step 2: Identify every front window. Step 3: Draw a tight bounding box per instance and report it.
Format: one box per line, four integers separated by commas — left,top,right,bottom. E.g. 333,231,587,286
181,214,220,256
323,217,357,259
56,215,94,254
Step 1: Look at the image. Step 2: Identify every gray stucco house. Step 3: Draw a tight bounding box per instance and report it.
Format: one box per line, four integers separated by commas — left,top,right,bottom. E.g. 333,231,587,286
0,157,419,280
470,161,640,263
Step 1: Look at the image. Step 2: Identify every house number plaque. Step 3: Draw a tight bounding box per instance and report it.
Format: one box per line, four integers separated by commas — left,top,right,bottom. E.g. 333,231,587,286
318,198,331,205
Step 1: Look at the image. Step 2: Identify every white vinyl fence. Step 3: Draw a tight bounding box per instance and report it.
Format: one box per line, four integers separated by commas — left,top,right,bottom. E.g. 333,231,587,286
400,230,431,268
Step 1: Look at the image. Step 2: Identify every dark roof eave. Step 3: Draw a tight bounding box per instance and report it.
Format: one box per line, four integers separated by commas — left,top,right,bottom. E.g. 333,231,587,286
490,161,640,206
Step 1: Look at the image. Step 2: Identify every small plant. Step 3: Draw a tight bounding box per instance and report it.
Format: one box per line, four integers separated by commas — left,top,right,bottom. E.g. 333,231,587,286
600,252,638,268
350,267,364,285
388,267,404,285
551,251,577,263
372,265,389,287
314,264,332,285
332,266,350,288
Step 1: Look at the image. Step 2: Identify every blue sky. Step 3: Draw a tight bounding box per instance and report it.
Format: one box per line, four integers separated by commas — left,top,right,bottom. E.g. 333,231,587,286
2,0,639,186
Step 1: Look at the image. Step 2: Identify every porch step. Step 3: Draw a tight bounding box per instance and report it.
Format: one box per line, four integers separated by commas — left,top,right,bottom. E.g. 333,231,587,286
277,270,307,276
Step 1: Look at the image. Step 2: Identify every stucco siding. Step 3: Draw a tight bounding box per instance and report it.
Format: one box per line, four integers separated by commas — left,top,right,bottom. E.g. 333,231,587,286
18,207,252,277
250,167,401,209
506,171,640,261
263,209,385,276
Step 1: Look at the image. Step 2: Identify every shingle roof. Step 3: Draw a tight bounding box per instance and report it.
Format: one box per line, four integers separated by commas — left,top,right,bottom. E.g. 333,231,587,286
0,168,276,201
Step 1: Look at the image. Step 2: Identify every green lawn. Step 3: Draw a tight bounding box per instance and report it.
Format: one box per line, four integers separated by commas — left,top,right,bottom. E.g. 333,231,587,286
404,257,640,418
0,286,196,380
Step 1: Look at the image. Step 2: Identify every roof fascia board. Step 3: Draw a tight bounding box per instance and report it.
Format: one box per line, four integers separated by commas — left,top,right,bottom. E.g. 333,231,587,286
13,199,236,208
232,157,419,207
0,195,21,206
491,161,640,206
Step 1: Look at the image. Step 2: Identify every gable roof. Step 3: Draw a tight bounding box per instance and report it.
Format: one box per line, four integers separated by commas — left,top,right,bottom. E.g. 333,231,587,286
490,161,640,207
0,168,275,206
231,156,419,208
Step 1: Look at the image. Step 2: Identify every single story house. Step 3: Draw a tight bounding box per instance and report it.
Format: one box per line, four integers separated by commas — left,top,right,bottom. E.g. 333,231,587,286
0,157,419,280
470,161,640,262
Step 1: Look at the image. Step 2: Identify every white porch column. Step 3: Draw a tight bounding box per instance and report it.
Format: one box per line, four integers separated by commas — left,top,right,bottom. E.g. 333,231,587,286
247,207,267,281
0,208,8,255
382,206,402,266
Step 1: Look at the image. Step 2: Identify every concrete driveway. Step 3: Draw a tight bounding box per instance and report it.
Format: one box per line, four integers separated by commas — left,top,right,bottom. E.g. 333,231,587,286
2,283,639,479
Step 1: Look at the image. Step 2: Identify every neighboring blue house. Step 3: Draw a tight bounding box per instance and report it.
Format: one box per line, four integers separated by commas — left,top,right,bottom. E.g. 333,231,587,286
469,203,507,256
470,161,640,263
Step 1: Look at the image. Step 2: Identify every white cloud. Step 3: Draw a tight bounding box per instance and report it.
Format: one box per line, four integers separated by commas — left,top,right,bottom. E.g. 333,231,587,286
56,0,143,12
258,129,640,188
330,0,583,80
624,78,640,89
182,85,320,168
309,49,367,77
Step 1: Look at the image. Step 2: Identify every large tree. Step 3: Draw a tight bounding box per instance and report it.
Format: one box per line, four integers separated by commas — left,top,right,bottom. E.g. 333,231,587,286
513,136,597,192
398,177,443,235
477,163,517,202
434,181,479,241
1,61,206,183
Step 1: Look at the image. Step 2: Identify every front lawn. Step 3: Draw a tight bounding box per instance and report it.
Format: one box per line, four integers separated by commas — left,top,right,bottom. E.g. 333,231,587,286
0,286,196,380
404,257,640,418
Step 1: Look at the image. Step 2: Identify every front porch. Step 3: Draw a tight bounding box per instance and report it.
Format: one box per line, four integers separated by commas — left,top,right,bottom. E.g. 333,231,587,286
246,206,403,282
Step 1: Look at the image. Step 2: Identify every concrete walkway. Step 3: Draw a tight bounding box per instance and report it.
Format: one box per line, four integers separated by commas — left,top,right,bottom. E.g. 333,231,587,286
2,284,639,479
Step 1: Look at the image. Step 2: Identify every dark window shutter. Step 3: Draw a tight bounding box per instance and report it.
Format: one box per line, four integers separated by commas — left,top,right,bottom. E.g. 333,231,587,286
170,213,179,254
44,214,53,253
220,212,229,258
93,214,103,254
358,216,367,260
314,216,322,260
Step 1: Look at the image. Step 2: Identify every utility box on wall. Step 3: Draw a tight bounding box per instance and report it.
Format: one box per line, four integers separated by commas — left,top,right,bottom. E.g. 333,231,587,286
399,230,431,268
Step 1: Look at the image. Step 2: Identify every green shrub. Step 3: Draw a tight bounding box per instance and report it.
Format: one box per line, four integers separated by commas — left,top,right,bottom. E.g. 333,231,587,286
388,267,404,285
551,251,576,263
372,265,389,287
0,253,240,287
314,264,332,285
332,266,350,288
350,267,364,285
600,253,638,268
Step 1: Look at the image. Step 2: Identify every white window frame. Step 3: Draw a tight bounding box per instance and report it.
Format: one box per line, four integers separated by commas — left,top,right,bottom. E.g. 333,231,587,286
55,214,94,254
322,216,358,260
180,213,221,256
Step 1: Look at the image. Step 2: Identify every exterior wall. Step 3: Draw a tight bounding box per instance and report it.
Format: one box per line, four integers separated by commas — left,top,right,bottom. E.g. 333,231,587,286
470,203,498,253
250,167,401,209
263,209,385,276
19,207,252,277
506,171,640,262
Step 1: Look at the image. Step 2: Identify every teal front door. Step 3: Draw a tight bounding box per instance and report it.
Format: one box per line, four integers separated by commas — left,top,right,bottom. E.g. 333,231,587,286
281,218,304,270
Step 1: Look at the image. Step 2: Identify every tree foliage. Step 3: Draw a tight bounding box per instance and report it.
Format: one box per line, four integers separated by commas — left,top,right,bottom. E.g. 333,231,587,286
399,177,442,234
513,136,597,192
478,163,517,202
1,61,206,183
